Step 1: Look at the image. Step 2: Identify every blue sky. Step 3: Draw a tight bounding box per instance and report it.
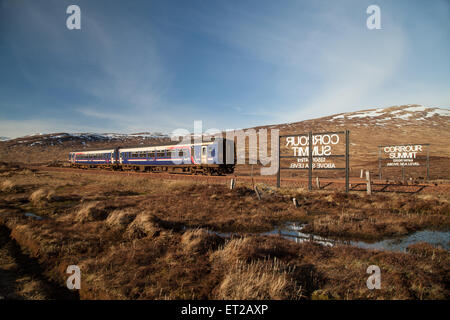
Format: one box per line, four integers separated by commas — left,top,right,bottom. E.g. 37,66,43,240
0,0,449,138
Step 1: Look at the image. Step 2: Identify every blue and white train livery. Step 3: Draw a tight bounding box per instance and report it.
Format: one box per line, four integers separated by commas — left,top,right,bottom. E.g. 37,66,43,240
69,139,235,175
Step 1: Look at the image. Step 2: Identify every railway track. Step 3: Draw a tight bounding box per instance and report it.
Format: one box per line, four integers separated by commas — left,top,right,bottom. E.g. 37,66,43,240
28,165,449,193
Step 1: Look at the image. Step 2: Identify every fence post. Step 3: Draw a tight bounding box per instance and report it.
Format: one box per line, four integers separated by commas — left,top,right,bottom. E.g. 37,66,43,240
378,146,382,180
277,136,281,188
292,197,299,208
366,171,372,195
308,132,313,191
254,186,261,200
230,178,235,190
360,169,364,179
345,130,350,193
316,177,320,189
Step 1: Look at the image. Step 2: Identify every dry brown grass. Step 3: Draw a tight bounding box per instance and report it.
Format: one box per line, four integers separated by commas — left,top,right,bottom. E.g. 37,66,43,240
75,201,109,223
180,228,224,254
0,164,449,300
29,188,55,204
215,258,303,300
125,213,161,239
105,208,138,229
1,180,19,193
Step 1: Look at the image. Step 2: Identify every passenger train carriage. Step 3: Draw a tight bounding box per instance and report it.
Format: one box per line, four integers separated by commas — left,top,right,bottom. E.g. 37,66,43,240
69,138,235,175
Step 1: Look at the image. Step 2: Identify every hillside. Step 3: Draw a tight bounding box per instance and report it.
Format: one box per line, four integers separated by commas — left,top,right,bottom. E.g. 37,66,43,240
0,104,449,179
254,105,450,179
0,132,171,164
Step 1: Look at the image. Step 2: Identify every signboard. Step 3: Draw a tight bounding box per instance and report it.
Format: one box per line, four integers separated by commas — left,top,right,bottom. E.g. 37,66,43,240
378,144,430,180
277,131,350,192
382,145,424,167
285,133,341,169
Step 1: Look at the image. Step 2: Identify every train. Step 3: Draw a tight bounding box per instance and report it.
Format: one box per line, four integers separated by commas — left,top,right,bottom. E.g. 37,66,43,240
69,138,235,175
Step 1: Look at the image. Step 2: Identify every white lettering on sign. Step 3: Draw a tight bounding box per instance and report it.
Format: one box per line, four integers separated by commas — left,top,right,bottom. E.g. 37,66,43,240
382,144,424,167
285,134,341,168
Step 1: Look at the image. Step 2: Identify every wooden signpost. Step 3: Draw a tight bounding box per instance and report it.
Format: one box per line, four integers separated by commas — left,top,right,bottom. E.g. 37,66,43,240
277,130,350,192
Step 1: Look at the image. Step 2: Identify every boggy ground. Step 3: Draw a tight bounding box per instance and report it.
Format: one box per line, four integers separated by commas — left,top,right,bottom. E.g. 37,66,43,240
0,163,449,299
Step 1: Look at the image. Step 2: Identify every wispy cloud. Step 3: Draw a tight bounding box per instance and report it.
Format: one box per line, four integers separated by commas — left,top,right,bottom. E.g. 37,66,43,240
1,0,449,137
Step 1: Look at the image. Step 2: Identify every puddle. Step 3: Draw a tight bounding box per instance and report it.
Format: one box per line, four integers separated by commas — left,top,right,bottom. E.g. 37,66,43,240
263,223,339,247
23,212,44,220
271,223,450,253
204,222,449,253
350,230,450,252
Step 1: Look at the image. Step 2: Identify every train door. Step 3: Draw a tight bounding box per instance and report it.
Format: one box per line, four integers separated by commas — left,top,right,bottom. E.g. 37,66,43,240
190,146,195,164
201,145,207,164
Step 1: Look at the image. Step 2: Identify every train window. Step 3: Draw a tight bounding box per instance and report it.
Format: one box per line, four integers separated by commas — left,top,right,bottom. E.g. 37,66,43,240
210,148,215,157
178,150,183,157
156,150,165,158
140,152,146,158
148,151,155,158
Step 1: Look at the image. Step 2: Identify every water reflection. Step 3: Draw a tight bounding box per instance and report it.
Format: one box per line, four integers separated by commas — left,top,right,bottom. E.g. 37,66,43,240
206,222,449,253
269,222,450,253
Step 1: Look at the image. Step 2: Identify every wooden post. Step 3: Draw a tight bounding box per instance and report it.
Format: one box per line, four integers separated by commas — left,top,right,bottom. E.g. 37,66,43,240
308,132,313,191
366,171,372,195
345,130,350,193
277,136,281,188
360,169,364,179
230,178,235,190
292,198,299,208
254,186,261,200
251,164,254,189
426,147,430,181
316,177,320,189
378,146,382,180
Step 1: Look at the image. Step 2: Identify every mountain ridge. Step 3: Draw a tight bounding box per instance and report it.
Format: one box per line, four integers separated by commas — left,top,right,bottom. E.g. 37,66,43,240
1,104,449,179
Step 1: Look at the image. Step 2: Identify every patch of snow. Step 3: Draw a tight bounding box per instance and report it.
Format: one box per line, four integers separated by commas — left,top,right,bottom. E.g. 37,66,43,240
347,110,385,119
425,108,450,118
402,106,428,112
377,117,392,122
329,114,345,121
394,113,412,120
